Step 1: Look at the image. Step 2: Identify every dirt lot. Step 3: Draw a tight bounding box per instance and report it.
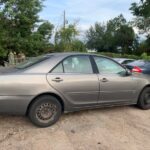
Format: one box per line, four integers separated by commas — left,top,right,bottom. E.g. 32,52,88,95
0,106,149,150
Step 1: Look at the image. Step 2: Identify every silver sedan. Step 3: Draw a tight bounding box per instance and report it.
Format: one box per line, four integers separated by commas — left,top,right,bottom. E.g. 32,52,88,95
0,53,150,127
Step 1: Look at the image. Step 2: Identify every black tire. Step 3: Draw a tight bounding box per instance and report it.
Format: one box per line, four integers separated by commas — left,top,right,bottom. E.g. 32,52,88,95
28,95,62,127
138,87,150,110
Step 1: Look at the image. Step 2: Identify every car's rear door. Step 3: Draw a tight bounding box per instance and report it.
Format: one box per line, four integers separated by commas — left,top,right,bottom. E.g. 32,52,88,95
47,55,99,107
93,56,137,104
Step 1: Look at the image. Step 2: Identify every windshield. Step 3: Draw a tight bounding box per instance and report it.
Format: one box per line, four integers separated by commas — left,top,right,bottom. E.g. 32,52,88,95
15,55,51,69
122,60,134,64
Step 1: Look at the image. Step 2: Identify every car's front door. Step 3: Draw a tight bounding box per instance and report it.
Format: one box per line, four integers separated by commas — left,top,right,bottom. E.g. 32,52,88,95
47,55,99,107
93,56,137,104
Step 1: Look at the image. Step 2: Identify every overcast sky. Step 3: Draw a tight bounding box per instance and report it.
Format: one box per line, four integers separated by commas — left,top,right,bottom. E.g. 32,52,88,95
40,0,139,32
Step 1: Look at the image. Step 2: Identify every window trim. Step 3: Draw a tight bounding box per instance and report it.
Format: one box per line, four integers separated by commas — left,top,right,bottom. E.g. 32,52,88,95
92,55,126,74
50,54,95,74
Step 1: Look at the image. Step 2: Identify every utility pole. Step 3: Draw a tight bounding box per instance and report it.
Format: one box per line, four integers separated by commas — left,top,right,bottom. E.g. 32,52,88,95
63,10,66,29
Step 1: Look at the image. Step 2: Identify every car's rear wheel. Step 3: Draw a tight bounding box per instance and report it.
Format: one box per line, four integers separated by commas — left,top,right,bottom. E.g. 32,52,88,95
138,87,150,110
28,95,62,127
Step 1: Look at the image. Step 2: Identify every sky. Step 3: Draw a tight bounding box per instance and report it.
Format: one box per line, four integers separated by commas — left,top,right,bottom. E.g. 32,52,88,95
40,0,140,34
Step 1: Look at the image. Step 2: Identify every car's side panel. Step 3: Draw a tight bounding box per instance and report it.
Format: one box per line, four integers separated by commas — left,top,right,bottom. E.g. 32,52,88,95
131,74,150,101
98,74,138,103
0,53,150,116
0,74,67,114
0,74,50,96
0,95,33,115
47,74,100,107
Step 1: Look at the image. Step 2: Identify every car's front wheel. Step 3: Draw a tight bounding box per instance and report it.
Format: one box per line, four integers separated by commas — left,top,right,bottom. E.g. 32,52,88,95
28,95,62,127
138,87,150,110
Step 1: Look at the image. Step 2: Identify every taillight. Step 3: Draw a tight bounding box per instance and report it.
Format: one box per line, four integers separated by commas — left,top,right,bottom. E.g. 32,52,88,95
132,66,142,73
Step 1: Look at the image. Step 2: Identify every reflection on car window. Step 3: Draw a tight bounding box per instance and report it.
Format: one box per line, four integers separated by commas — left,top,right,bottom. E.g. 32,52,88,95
94,57,125,74
52,56,93,74
52,63,63,73
63,56,93,74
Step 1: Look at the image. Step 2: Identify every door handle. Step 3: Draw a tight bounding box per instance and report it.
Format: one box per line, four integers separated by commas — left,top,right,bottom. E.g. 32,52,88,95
52,77,63,82
100,78,108,82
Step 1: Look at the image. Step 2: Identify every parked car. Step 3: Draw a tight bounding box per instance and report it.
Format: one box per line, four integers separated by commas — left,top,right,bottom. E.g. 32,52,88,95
114,58,134,65
125,60,150,74
0,53,150,127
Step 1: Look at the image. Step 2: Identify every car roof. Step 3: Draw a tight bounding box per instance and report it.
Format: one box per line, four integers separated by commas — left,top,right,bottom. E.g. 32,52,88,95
20,52,123,74
114,58,134,61
46,52,110,58
128,60,150,63
46,52,93,56
126,60,150,67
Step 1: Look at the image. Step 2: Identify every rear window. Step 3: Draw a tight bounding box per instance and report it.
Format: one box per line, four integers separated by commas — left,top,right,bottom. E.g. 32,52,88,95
16,55,52,69
122,60,134,64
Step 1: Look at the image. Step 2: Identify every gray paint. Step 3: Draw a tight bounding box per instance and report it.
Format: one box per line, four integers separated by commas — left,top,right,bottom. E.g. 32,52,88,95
0,53,150,115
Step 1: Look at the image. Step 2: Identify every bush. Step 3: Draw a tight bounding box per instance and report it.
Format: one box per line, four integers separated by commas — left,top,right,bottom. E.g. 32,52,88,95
95,52,140,60
96,52,150,60
141,52,148,60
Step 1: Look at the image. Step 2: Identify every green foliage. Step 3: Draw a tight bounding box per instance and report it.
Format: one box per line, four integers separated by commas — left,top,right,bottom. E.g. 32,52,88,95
72,40,86,52
137,40,148,55
93,51,150,60
0,0,150,58
130,0,150,33
54,24,85,52
38,22,54,40
115,25,135,54
140,52,150,60
0,0,54,57
96,52,140,60
141,52,148,59
86,23,106,51
86,14,136,54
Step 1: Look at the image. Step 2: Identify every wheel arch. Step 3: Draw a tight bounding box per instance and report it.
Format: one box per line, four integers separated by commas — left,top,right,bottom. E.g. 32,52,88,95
138,84,150,102
26,92,65,115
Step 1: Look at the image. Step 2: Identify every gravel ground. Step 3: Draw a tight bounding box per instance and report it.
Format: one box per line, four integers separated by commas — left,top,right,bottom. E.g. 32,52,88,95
0,106,150,150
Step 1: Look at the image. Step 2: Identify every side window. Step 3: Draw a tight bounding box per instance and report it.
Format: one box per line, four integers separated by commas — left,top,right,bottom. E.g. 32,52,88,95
51,63,63,73
94,56,125,74
63,56,93,74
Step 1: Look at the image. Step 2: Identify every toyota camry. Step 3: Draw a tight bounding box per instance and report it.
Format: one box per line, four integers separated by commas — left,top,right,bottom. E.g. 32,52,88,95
0,53,150,127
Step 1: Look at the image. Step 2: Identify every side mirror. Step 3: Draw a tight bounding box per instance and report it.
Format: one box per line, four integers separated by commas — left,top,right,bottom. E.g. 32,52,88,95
126,69,132,76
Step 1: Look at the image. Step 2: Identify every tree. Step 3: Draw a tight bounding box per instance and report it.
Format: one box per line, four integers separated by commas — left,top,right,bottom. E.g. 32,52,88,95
86,23,106,51
0,0,54,56
130,0,150,54
107,14,127,31
137,40,149,54
104,14,127,52
86,14,136,54
72,40,86,52
130,0,150,34
38,22,54,40
25,22,54,56
54,24,81,51
115,25,135,54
